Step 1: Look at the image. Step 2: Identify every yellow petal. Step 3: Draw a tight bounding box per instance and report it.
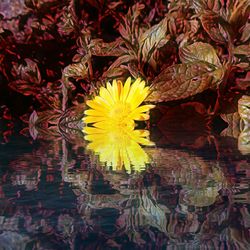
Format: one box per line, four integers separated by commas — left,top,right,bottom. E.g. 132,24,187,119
117,80,123,100
133,104,155,113
111,79,119,102
106,81,114,98
132,113,150,121
86,100,108,112
126,78,141,103
131,129,150,137
99,87,115,105
130,86,150,110
121,77,131,102
95,96,111,109
83,116,107,123
84,134,103,141
84,109,108,116
93,120,113,129
128,105,155,118
83,126,105,134
136,137,154,146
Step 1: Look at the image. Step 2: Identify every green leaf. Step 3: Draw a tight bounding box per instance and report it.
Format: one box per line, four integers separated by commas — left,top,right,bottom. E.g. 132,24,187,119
147,62,224,102
179,42,222,66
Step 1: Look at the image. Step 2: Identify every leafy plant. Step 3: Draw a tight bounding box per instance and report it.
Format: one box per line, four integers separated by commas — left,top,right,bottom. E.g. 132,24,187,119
0,0,249,130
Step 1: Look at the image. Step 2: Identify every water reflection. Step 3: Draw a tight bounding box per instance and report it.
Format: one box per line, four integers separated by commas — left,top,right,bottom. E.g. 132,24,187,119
83,126,154,173
238,128,250,155
0,124,250,249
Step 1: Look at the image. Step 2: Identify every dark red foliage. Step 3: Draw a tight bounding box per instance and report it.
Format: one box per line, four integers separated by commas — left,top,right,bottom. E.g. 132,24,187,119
0,0,249,143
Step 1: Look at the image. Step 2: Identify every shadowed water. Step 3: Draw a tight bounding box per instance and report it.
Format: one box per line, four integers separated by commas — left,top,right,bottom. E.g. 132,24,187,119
0,126,250,250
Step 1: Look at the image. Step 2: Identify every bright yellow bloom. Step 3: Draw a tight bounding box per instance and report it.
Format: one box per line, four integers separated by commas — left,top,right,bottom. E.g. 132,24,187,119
83,77,155,173
83,77,155,130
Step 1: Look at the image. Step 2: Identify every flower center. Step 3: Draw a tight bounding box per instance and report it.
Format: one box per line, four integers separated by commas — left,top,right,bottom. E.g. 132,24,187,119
109,102,133,128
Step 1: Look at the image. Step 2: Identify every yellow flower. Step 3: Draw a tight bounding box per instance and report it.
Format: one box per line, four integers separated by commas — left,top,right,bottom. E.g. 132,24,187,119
82,77,155,130
84,126,154,173
82,77,155,173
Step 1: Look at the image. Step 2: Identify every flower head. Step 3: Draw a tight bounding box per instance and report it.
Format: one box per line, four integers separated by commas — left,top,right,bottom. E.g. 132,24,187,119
83,77,155,173
83,77,155,130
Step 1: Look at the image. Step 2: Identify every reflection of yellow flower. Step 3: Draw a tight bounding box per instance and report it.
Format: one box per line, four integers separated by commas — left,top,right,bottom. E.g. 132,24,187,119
83,77,154,130
83,77,155,173
84,126,153,173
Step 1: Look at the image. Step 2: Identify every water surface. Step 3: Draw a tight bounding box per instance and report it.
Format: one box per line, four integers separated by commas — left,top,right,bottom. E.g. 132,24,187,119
0,129,249,249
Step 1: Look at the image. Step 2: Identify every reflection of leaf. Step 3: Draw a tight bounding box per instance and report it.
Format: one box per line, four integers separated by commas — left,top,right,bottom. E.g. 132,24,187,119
59,104,85,128
29,110,39,140
0,232,30,250
146,148,226,191
138,189,168,233
238,95,250,125
152,102,211,149
181,186,219,207
230,222,250,250
35,110,62,126
179,42,221,66
148,62,224,102
238,128,250,155
27,110,63,140
220,112,241,138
